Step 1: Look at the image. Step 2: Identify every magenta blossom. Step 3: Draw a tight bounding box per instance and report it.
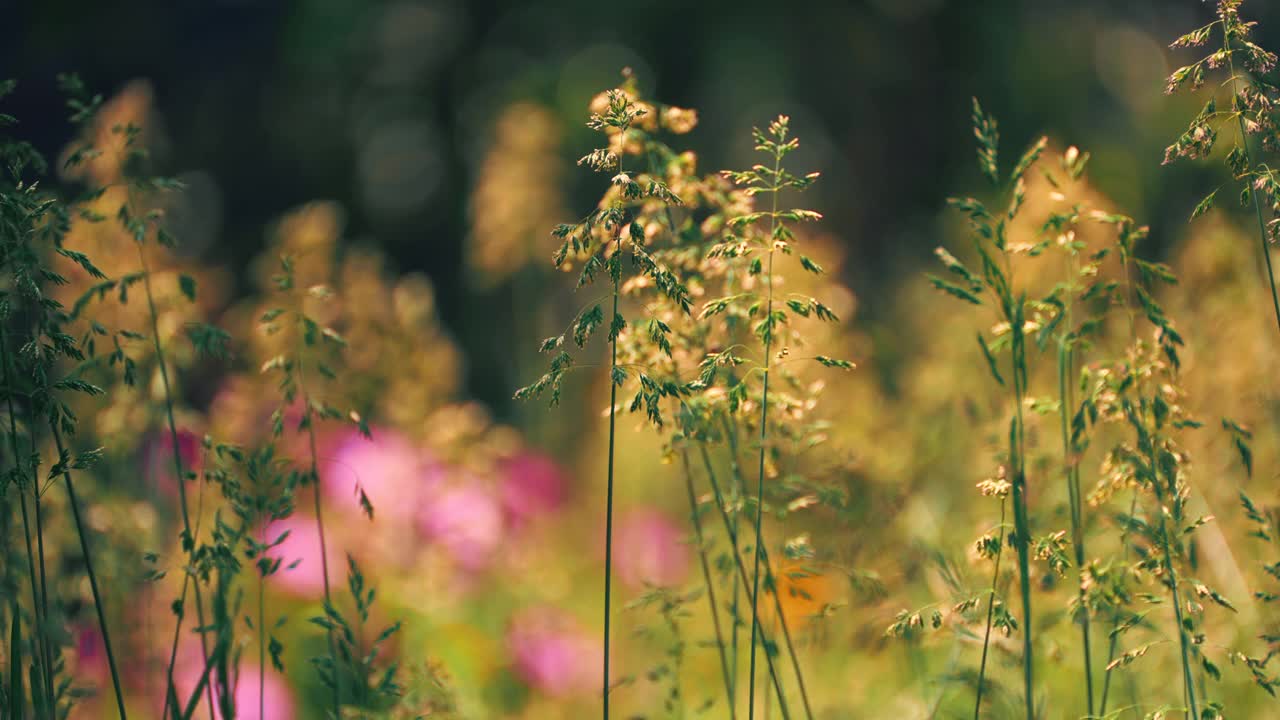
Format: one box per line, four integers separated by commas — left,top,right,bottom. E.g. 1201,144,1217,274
142,428,201,497
321,427,441,524
169,649,295,720
416,483,505,572
614,509,690,589
69,624,107,690
220,665,296,720
499,451,568,528
262,512,344,598
507,607,603,696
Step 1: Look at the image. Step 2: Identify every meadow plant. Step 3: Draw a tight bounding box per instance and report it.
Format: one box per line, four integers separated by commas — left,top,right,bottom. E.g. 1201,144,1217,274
10,11,1280,718
519,77,857,720
923,99,1048,719
900,100,1242,719
1,75,130,720
613,90,851,718
1080,210,1229,720
259,245,373,718
1165,0,1280,334
0,74,430,720
516,78,691,719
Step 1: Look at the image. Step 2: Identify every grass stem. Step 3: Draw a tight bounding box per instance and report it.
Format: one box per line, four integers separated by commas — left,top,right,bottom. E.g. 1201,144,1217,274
973,499,1007,719
679,448,736,718
50,423,128,719
602,225,621,720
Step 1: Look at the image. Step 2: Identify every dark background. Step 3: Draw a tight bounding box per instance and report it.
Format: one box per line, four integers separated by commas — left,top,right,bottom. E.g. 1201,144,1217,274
5,0,1273,414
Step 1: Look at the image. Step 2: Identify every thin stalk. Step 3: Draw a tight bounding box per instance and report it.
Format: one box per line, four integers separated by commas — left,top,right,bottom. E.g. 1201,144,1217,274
1058,249,1095,715
645,141,740,708
1,497,16,711
139,245,215,720
170,520,248,720
1225,28,1280,335
763,613,777,720
9,598,23,720
722,415,745,700
49,423,127,719
1100,254,1140,717
14,481,49,719
679,448,735,718
31,455,53,714
695,444,793,720
748,148,783,720
749,528,814,720
1,327,55,716
258,524,267,720
1151,468,1198,719
167,448,212,717
722,416,813,720
1097,491,1138,716
298,367,340,718
973,498,1007,719
1010,329,1034,720
602,224,621,720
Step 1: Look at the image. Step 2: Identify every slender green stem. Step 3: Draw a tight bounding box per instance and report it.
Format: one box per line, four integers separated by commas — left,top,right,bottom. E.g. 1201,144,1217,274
14,478,50,718
31,455,54,715
1010,326,1034,720
722,415,745,701
763,614,777,720
1058,247,1095,715
679,448,736,718
168,520,247,719
49,423,128,719
973,499,1007,719
6,509,25,720
1160,507,1199,718
748,520,813,720
696,444,792,720
258,525,267,720
299,375,340,718
722,415,812,719
1100,254,1140,717
138,243,215,720
1098,491,1138,717
1,326,56,717
1146,453,1198,720
9,597,24,720
1225,28,1280,335
749,147,783,720
602,224,621,720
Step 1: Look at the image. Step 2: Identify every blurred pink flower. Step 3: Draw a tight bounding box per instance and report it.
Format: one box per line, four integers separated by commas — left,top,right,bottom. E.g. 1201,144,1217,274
142,428,201,497
615,509,690,589
321,427,441,523
506,607,602,697
500,452,568,528
72,624,106,683
416,484,505,571
221,666,296,720
169,648,295,720
263,512,344,598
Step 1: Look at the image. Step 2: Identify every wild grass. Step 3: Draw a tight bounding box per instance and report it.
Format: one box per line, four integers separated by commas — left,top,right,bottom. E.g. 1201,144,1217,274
1165,0,1280,335
6,3,1280,718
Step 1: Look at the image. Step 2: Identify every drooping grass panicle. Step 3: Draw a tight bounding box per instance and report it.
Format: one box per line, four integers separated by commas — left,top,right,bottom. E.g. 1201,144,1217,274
515,79,690,719
0,75,131,719
715,114,827,720
260,250,373,717
927,97,1043,720
1166,0,1280,335
87,106,227,720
